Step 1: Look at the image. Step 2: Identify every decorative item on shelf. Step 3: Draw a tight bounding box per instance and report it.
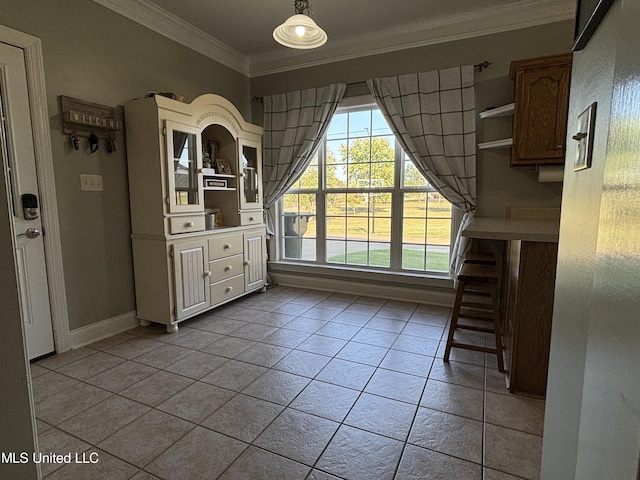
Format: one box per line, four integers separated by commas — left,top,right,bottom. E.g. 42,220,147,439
202,147,211,168
205,178,227,188
273,0,327,49
208,140,219,162
216,158,232,175
205,208,220,230
144,92,185,102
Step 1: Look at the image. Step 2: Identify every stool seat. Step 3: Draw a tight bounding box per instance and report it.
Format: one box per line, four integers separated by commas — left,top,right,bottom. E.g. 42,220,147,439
463,251,496,265
444,262,504,372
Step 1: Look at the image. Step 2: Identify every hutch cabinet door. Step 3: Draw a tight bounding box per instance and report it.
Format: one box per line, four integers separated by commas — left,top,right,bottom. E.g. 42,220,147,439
165,120,204,213
244,229,267,291
239,140,263,211
172,239,211,320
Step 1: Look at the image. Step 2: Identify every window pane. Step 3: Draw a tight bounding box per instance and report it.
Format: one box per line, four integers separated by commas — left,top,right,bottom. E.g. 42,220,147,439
326,140,345,164
346,241,369,265
326,216,346,240
347,217,368,240
402,244,426,270
326,164,347,188
403,158,429,187
348,110,371,137
327,113,347,140
370,217,391,242
426,245,449,272
283,195,316,260
404,192,427,218
427,219,452,245
403,218,426,243
372,109,392,136
326,240,346,264
368,242,391,267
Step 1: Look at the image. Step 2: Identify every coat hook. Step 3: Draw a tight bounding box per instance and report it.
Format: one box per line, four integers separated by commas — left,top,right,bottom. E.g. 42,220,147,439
107,134,116,153
70,131,80,150
89,132,99,153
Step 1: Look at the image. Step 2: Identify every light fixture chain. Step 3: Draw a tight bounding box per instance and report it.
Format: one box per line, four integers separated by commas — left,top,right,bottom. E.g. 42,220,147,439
294,0,309,15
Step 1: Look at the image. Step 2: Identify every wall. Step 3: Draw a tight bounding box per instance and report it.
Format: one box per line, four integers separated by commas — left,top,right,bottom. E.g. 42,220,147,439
542,0,640,478
0,0,250,331
251,21,574,218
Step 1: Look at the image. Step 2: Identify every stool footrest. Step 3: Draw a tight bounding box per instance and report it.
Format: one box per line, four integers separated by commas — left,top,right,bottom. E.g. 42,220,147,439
456,324,496,334
458,312,495,322
450,342,499,355
460,301,493,309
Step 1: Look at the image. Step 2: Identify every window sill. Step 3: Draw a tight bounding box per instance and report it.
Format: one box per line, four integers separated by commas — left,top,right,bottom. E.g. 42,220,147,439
268,261,455,306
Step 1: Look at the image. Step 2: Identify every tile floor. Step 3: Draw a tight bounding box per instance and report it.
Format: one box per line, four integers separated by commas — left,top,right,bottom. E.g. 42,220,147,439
32,286,545,480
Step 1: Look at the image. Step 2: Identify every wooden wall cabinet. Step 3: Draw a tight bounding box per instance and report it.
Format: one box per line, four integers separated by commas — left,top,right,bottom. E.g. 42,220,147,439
510,53,573,166
125,94,267,333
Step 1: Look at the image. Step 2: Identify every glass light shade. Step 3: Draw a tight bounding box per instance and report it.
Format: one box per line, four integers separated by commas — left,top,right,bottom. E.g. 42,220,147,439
273,14,327,49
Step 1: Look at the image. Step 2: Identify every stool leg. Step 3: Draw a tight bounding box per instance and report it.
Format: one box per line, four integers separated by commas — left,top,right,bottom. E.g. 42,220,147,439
444,279,465,362
490,283,505,372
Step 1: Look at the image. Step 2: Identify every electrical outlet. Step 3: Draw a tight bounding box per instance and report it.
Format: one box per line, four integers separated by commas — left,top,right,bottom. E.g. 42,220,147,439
80,174,104,191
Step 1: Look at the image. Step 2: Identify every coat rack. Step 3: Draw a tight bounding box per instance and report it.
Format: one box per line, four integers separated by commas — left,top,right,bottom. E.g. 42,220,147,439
60,95,122,152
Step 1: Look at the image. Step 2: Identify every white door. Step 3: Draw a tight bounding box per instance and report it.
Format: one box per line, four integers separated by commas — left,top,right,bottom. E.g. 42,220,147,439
0,42,54,359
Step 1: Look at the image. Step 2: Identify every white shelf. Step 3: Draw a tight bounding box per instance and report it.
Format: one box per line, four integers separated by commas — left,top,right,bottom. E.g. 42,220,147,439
204,187,235,191
202,168,234,178
479,103,515,119
478,138,513,150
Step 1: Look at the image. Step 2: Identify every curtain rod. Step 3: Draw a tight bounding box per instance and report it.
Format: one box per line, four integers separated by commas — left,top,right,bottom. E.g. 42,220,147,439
252,61,491,102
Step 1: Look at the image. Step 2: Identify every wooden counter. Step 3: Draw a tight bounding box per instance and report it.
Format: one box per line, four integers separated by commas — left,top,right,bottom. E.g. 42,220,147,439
463,216,559,396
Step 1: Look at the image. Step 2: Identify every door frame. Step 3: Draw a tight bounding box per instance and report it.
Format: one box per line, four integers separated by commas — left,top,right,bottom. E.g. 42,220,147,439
1,25,70,353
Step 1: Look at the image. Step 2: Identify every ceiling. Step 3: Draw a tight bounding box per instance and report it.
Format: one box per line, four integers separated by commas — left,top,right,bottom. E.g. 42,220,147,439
96,0,575,77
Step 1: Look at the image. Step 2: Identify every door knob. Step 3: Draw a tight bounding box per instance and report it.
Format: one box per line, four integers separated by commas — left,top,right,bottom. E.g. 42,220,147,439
19,228,41,239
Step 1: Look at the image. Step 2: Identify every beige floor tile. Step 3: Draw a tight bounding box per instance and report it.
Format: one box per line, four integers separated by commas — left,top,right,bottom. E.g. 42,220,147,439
284,316,328,334
315,321,360,339
88,332,137,351
230,322,278,341
331,311,373,327
163,351,228,379
483,467,527,480
296,334,348,356
391,334,440,356
31,371,80,402
344,303,382,316
254,408,339,466
36,427,91,477
409,407,483,464
429,359,486,390
364,368,426,404
273,302,314,315
45,448,138,480
200,336,256,357
354,295,387,306
84,361,158,393
29,363,49,378
484,424,542,480
421,379,484,421
485,368,510,394
35,347,96,370
104,337,163,359
396,444,482,479
235,342,292,367
365,316,407,333
485,391,546,435
56,352,125,380
308,470,343,480
335,341,388,366
157,381,235,423
316,358,375,390
252,311,297,327
35,382,112,426
201,394,284,443
273,349,331,377
193,317,247,335
130,471,161,480
218,446,311,480
58,396,150,444
379,349,433,377
146,427,247,480
375,306,413,321
316,425,404,480
351,327,399,348
97,410,194,467
436,341,487,367
200,359,267,391
345,393,417,441
261,328,311,348
242,369,310,405
119,370,194,407
401,322,446,340
131,343,195,369
290,380,360,422
163,329,223,350
317,298,352,311
409,310,450,326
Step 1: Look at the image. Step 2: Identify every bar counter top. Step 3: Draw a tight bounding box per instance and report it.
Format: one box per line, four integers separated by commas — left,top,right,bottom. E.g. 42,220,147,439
462,216,560,243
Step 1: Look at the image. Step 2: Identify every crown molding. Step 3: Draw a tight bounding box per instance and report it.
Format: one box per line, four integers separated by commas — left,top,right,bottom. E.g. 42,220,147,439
94,0,574,79
250,0,575,77
94,0,250,76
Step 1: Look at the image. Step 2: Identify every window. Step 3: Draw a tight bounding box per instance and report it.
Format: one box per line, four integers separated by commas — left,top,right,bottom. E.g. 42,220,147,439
280,103,454,274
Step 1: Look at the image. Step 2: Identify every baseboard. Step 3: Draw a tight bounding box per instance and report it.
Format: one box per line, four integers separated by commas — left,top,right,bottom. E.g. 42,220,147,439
270,272,455,306
69,311,138,349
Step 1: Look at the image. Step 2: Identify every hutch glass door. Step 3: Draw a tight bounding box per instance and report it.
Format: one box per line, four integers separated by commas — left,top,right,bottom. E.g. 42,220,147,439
166,121,203,213
240,141,262,210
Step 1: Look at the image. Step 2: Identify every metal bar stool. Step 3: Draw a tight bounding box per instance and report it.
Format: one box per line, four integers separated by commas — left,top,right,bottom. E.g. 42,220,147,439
444,262,504,372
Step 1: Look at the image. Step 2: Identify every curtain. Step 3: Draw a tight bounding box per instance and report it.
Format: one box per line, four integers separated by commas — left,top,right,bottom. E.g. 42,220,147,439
366,66,476,279
262,83,346,235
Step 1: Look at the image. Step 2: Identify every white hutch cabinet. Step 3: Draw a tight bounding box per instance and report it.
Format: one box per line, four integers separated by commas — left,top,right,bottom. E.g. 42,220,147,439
125,94,267,332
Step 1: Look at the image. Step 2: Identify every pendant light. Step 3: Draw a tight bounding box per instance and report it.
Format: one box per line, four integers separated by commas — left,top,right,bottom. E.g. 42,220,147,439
273,0,327,49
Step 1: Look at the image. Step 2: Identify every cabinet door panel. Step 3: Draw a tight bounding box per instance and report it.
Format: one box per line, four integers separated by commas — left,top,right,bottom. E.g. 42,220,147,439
173,240,210,319
244,230,266,291
166,121,204,213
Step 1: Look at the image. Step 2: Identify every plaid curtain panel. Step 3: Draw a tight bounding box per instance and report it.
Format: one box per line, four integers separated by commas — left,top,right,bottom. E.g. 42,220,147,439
262,83,346,234
367,66,477,279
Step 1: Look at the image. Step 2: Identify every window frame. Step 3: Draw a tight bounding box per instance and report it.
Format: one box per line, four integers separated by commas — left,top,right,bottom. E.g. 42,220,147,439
275,96,459,278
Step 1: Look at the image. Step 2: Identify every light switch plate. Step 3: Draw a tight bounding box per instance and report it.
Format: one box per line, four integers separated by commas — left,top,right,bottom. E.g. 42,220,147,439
573,102,597,171
80,174,103,191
